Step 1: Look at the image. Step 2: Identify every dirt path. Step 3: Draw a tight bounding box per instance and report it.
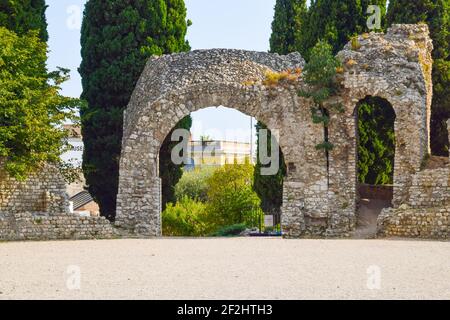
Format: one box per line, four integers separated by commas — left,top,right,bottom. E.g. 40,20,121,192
0,238,449,300
352,199,391,239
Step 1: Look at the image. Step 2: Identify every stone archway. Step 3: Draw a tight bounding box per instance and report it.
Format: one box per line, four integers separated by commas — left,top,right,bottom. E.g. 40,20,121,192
115,49,330,236
116,25,433,238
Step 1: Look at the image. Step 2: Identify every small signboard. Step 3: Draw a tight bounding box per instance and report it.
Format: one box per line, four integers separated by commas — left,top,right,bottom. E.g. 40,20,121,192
264,215,274,227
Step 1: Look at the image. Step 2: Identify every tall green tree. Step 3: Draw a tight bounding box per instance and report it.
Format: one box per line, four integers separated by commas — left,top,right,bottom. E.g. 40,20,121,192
270,0,308,56
357,97,396,185
79,0,191,220
0,27,78,180
0,0,48,42
387,0,450,156
301,0,387,59
253,121,287,215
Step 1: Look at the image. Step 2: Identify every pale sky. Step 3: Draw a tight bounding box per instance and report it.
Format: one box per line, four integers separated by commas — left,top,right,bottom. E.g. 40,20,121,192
46,0,280,144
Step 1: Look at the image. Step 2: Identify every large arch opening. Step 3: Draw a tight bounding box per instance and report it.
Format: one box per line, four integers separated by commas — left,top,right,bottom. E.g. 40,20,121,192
354,96,396,237
159,106,287,237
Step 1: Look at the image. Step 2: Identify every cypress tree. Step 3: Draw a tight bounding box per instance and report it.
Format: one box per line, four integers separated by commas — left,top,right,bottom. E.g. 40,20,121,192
357,97,396,185
270,0,308,56
0,0,48,41
79,0,191,220
302,0,387,59
387,0,450,156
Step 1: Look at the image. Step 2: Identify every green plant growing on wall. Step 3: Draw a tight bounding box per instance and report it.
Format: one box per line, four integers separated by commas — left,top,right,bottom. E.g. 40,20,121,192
299,40,342,153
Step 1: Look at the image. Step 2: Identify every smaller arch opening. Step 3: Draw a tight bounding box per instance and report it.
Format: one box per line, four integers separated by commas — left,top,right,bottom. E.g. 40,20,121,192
354,96,396,237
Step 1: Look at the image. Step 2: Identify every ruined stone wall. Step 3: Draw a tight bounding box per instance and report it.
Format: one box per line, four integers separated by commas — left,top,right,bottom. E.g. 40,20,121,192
0,160,69,214
378,206,449,239
0,212,115,241
0,161,116,241
376,121,450,239
113,24,436,239
0,25,442,240
405,168,450,208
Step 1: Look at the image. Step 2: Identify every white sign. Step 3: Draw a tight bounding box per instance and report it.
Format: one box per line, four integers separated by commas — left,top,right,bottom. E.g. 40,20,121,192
264,215,274,227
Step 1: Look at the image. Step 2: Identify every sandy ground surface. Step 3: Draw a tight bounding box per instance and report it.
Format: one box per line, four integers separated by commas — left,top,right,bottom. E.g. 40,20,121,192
0,238,449,300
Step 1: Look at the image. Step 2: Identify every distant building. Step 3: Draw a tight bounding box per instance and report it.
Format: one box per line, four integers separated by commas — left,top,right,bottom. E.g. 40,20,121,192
188,139,255,169
69,191,100,217
61,124,100,217
62,124,83,168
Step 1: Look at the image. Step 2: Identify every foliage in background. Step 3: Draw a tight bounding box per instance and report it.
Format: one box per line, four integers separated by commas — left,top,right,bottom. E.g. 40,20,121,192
0,0,48,42
387,0,450,156
253,122,287,215
357,97,396,185
160,115,192,210
164,163,264,237
206,162,261,227
79,0,192,220
0,27,78,180
270,0,308,56
162,196,212,237
301,0,387,60
211,224,248,237
175,166,217,202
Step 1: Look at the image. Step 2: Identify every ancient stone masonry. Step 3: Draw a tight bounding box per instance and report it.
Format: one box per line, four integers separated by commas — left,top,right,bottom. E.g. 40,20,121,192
0,24,445,240
0,160,69,214
0,161,115,241
378,207,449,239
376,120,450,239
0,212,114,241
115,24,449,239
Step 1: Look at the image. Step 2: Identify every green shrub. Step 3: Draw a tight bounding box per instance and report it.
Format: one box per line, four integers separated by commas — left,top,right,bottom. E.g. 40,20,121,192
206,162,262,227
211,224,248,237
161,196,213,237
174,167,217,202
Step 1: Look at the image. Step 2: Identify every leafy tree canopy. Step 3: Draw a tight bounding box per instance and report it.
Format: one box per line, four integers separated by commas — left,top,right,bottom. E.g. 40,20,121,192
0,0,48,41
0,27,78,180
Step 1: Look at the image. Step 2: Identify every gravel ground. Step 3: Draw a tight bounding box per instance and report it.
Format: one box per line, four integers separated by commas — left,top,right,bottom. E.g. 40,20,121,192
0,238,449,300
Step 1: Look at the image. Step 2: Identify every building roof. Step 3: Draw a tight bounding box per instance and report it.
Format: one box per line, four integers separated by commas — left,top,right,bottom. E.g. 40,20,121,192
70,191,94,210
63,124,82,138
